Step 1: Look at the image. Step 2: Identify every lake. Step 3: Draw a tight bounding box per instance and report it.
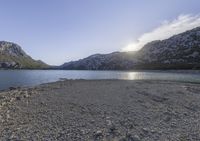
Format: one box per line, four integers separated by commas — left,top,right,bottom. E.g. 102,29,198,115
0,70,200,90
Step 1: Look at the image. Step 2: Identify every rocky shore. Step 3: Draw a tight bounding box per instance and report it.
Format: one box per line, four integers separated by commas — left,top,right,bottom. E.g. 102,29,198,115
0,80,200,141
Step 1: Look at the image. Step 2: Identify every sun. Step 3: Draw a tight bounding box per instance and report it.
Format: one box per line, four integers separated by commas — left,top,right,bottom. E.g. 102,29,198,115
122,42,141,52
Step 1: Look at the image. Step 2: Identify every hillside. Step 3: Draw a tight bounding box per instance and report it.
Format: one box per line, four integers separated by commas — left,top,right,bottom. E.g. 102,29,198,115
60,52,138,70
61,27,200,70
0,41,48,69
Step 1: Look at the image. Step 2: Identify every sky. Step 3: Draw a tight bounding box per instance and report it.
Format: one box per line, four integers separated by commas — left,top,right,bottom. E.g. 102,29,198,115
0,0,200,65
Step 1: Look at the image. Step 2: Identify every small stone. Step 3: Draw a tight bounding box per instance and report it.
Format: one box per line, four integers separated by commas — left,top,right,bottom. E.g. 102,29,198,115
40,102,47,106
142,128,149,134
9,87,17,90
90,119,95,123
1,102,7,106
23,93,29,98
0,96,5,100
150,129,156,134
10,98,15,102
158,130,163,134
16,97,21,101
132,135,141,141
120,134,140,141
106,119,112,126
94,130,103,139
171,122,177,128
109,124,117,134
7,112,10,119
81,129,86,134
164,116,171,122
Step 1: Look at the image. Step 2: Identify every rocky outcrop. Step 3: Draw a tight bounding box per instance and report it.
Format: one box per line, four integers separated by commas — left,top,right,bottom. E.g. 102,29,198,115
0,41,48,69
0,61,20,69
61,27,200,70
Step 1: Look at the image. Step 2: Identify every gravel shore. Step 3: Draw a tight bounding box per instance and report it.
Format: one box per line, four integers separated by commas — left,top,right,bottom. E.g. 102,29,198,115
0,80,200,141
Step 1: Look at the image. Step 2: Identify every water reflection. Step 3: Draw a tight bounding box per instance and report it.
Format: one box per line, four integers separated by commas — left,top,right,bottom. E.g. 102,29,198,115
126,72,140,80
0,70,200,90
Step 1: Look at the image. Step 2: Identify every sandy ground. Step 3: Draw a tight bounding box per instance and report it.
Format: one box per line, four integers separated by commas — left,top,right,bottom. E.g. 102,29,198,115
0,80,200,141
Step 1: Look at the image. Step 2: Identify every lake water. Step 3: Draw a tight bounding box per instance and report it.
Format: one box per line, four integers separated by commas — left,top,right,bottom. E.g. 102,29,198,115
0,70,200,90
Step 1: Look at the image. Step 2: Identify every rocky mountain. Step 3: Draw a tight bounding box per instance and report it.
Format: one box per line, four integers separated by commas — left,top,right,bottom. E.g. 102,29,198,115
0,41,48,69
60,52,138,70
61,27,200,70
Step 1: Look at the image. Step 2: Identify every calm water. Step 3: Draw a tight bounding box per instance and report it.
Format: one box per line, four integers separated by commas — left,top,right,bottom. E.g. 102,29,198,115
0,70,200,90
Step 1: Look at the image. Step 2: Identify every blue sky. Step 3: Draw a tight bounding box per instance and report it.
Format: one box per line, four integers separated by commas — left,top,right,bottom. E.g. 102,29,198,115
0,0,200,65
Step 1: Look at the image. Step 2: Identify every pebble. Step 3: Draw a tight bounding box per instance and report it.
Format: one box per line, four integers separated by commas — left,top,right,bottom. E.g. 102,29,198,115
16,96,21,101
120,134,141,141
132,135,141,141
94,130,103,139
9,87,17,90
0,80,200,140
142,128,149,134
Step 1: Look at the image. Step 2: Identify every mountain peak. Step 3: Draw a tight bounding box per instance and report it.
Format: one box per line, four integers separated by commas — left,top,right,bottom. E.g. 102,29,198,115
0,41,28,57
0,41,48,69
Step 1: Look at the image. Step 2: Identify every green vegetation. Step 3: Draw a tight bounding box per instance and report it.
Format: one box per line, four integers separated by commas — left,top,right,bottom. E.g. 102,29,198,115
0,53,48,69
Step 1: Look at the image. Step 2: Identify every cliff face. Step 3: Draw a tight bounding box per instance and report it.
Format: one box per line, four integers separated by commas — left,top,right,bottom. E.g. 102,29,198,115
0,41,48,69
61,27,200,70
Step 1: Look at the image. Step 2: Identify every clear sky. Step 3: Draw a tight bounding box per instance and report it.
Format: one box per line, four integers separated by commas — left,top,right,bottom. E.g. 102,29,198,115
0,0,200,65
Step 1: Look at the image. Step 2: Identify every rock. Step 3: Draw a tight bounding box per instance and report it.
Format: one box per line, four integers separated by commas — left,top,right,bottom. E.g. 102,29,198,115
90,119,95,123
171,122,177,128
132,135,141,141
164,116,171,122
9,98,15,102
142,128,149,134
0,96,5,100
40,102,47,106
108,124,118,135
94,130,103,139
120,134,141,141
1,102,7,106
9,87,17,90
16,96,21,101
106,119,112,126
23,92,29,98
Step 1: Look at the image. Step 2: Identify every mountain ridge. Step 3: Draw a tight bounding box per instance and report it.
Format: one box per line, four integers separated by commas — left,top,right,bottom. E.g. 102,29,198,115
0,41,48,69
1,27,200,70
60,27,200,70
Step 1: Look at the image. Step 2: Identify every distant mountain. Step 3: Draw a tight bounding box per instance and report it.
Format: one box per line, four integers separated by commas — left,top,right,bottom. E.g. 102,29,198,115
0,41,48,69
60,52,138,70
61,27,200,70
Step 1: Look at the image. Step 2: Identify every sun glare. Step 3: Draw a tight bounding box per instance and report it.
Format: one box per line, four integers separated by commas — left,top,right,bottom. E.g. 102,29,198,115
122,42,141,52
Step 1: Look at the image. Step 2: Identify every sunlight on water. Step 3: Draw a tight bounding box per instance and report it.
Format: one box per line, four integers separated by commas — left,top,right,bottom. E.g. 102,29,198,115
0,70,200,90
126,72,140,80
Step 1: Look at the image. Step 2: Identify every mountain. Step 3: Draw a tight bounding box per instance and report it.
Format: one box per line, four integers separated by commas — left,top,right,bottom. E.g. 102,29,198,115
0,41,48,69
60,52,138,70
61,27,200,70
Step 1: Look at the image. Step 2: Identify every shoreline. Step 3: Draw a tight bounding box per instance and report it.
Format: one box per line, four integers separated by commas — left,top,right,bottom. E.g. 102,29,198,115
2,79,199,94
1,80,200,140
1,78,200,92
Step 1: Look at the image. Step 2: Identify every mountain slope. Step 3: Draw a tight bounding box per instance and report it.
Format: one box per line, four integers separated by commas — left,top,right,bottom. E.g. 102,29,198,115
0,41,48,69
136,27,200,69
61,27,200,70
61,52,138,70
